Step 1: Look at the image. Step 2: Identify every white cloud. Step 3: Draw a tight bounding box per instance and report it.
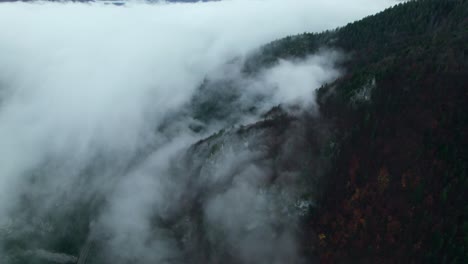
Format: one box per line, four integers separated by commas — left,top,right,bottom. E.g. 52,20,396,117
0,0,396,263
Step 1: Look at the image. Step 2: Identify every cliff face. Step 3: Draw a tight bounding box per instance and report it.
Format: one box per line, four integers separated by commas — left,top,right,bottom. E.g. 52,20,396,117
166,113,329,264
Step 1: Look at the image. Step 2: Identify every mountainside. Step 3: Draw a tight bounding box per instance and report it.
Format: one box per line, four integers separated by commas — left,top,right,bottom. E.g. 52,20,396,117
157,0,468,261
0,0,466,263
246,0,467,262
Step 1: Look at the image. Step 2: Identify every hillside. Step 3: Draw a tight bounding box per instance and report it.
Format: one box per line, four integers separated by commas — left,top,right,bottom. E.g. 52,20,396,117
246,0,467,262
0,0,466,263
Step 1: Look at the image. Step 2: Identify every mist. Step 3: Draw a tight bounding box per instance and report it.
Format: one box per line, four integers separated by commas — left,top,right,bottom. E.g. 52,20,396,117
0,0,395,263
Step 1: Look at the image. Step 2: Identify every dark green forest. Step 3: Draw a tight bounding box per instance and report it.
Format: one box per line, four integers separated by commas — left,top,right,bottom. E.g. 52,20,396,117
248,0,467,262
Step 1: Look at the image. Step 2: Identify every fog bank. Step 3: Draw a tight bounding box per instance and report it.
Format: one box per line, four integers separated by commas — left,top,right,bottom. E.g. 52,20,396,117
0,1,395,263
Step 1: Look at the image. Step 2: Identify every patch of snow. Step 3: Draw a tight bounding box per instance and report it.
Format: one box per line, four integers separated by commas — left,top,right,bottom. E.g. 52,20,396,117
351,77,376,104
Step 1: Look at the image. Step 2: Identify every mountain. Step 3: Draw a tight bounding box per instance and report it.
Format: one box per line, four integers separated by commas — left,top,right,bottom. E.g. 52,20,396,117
1,0,466,263
245,0,467,262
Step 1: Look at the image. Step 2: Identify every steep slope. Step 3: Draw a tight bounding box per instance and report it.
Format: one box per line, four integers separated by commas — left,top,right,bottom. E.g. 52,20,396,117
1,0,466,263
246,0,467,262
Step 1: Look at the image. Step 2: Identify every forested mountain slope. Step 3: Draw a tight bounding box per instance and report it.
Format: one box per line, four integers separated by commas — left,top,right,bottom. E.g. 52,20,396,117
247,0,467,262
1,0,466,263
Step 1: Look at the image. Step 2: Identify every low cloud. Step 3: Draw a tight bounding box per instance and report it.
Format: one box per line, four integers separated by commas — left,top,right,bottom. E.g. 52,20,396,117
0,0,395,263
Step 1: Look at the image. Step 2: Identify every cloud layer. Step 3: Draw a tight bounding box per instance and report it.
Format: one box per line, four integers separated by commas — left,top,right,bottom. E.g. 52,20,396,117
0,1,395,263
